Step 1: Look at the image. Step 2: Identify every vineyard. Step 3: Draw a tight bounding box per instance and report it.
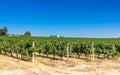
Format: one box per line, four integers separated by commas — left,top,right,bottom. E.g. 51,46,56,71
0,36,120,62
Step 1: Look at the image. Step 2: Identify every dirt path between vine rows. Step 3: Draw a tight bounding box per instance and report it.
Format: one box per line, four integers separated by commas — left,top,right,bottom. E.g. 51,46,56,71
0,55,120,75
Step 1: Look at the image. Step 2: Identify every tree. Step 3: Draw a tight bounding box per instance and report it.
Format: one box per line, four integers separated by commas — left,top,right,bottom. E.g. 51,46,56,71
0,29,3,35
0,27,8,36
2,27,8,35
24,31,31,36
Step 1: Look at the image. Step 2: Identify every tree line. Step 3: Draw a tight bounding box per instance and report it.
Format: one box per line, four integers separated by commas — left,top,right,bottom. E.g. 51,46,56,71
0,27,31,36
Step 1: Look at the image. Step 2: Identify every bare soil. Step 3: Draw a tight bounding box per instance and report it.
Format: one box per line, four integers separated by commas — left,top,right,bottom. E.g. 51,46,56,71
0,55,120,75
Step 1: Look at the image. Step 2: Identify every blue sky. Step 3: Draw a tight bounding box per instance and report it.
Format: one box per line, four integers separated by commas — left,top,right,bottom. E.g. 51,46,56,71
0,0,120,37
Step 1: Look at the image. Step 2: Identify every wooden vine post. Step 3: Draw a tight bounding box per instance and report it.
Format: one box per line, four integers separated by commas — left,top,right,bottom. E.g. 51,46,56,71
112,44,115,51
66,42,69,61
32,42,35,63
112,44,115,58
92,42,95,61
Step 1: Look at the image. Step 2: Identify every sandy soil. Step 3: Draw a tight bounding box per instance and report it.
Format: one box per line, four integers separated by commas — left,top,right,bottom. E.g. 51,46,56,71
0,55,120,75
